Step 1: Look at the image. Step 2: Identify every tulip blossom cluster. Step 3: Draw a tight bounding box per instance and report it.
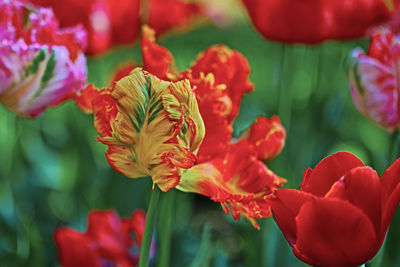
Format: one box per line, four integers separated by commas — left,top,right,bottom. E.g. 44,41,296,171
348,26,400,132
140,26,286,229
0,0,87,117
268,152,400,266
28,0,203,55
55,210,155,267
241,0,394,44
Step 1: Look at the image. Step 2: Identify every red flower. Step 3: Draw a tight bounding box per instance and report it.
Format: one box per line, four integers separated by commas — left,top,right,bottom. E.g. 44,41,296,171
241,0,393,44
141,26,286,228
0,0,87,117
348,26,400,132
29,0,203,55
54,209,155,267
268,152,400,266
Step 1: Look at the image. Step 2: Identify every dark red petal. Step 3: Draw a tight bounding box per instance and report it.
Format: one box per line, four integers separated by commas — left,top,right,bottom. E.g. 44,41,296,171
54,228,101,267
295,198,377,267
326,166,382,234
241,0,392,44
267,189,315,245
380,157,400,239
148,0,202,36
108,0,140,45
300,152,365,196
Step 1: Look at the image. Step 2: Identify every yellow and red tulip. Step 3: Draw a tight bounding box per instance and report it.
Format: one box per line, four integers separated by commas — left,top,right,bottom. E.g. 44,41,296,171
84,68,205,192
141,26,286,228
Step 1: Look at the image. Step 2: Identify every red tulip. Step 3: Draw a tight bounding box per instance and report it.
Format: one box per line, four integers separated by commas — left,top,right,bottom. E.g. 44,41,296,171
268,152,400,266
241,0,393,44
348,26,400,132
54,210,155,267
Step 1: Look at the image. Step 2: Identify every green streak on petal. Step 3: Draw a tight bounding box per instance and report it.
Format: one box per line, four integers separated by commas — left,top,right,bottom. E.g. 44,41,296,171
39,50,56,92
352,59,364,94
25,49,46,77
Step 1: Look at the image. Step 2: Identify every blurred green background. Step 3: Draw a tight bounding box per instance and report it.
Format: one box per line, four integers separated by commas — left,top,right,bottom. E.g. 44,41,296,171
1,16,399,267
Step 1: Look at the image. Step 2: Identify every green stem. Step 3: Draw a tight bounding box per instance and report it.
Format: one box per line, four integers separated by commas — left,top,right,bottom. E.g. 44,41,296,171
139,185,161,267
157,189,176,267
371,131,399,267
388,131,399,164
277,45,292,134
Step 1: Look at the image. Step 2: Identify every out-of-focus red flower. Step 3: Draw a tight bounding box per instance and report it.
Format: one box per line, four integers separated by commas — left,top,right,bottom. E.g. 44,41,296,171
268,152,400,266
54,209,155,267
0,0,87,117
28,0,203,55
141,26,286,229
241,0,393,44
348,26,400,132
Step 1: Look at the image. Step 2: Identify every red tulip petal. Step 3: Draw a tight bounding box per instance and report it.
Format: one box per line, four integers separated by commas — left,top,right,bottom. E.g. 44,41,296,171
148,0,202,36
267,189,315,245
294,198,377,267
74,84,101,114
300,152,365,196
185,45,254,123
241,0,392,44
178,141,285,228
111,63,136,83
54,228,101,267
141,25,176,80
325,166,382,234
241,116,286,162
380,157,400,238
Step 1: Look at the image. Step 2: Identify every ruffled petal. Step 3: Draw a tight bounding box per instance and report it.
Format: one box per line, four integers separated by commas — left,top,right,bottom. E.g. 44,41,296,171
74,84,99,114
141,25,177,80
184,45,254,123
348,43,399,132
300,151,365,196
0,1,87,117
239,116,286,161
294,198,378,267
189,73,232,163
178,141,285,229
